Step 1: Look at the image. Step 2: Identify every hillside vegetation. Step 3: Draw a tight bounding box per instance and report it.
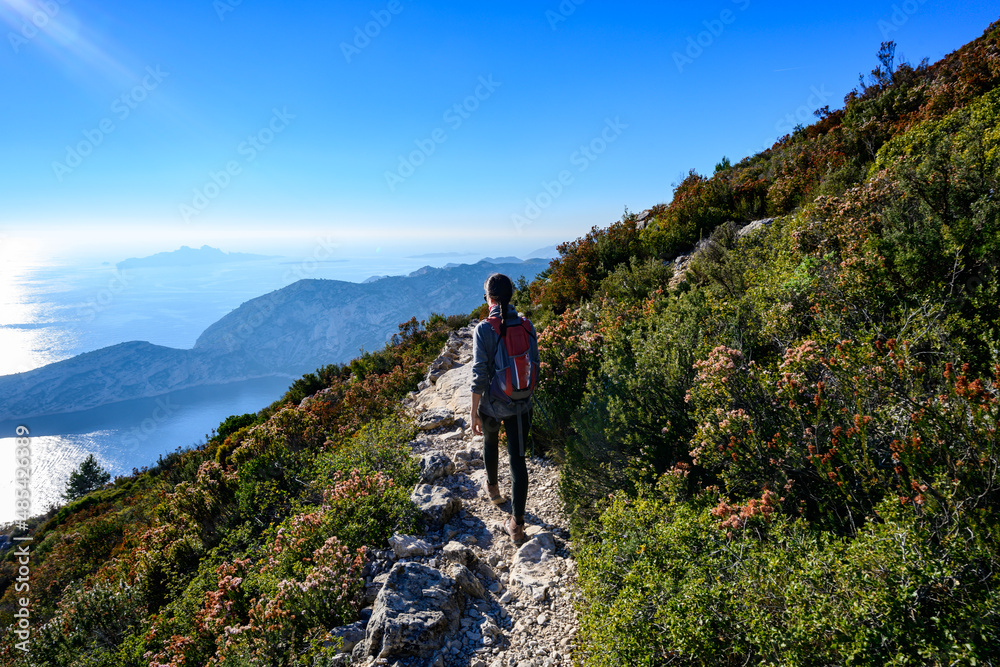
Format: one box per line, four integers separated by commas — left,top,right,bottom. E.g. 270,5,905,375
0,315,467,666
521,25,1000,666
4,20,1000,667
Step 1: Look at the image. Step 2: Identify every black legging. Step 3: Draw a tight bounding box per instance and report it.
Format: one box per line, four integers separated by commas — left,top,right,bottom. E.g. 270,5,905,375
480,409,531,523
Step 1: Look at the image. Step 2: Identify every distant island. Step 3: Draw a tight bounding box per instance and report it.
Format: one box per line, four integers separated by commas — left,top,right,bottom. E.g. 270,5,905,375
117,245,279,270
407,246,559,261
406,251,477,259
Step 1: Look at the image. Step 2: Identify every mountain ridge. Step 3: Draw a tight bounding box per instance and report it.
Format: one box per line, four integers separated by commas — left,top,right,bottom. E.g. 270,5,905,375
116,244,278,269
0,259,547,421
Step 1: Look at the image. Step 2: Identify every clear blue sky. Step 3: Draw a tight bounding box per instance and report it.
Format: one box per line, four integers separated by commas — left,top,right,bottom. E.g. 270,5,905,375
1,0,997,262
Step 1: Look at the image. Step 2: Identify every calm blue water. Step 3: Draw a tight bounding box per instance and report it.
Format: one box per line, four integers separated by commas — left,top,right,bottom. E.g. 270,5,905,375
1,252,466,373
0,250,482,524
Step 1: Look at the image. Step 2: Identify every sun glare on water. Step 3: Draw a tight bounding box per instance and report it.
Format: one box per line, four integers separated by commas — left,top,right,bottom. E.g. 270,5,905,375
0,236,66,375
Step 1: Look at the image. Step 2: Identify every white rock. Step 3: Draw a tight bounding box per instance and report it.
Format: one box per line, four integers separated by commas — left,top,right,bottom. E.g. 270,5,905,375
441,540,475,566
410,484,461,526
388,534,435,558
418,451,455,483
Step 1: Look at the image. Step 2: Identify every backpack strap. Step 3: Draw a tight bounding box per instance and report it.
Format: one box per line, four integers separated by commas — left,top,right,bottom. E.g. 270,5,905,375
520,316,537,340
486,316,503,338
487,314,532,339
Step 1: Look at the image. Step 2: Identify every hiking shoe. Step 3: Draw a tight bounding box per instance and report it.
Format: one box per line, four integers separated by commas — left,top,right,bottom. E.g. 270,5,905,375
505,516,526,544
484,481,507,506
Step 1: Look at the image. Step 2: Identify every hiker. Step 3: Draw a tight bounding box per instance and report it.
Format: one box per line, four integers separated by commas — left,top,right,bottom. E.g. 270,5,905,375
470,273,540,544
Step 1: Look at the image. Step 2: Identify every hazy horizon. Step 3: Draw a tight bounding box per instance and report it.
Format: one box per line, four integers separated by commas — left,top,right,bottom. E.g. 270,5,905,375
3,2,997,262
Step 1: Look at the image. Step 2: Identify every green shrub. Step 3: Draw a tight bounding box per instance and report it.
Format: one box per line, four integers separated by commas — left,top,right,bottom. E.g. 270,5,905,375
560,287,705,536
873,87,1000,293
576,490,1000,666
7,580,148,667
314,416,421,491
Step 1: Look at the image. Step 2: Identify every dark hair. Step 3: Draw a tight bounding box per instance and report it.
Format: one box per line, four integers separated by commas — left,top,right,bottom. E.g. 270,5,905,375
484,273,515,336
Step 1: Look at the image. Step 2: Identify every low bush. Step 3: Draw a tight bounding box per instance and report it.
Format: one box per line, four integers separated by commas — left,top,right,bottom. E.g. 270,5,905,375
576,490,1000,666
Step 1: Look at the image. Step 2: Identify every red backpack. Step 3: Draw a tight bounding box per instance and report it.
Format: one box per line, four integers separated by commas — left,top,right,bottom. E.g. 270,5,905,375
486,314,538,405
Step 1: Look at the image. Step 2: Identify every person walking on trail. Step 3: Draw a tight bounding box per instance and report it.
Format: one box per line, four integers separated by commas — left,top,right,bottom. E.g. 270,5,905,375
470,273,541,544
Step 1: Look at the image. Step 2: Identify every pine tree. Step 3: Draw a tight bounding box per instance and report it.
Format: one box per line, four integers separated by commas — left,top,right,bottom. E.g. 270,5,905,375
64,454,111,501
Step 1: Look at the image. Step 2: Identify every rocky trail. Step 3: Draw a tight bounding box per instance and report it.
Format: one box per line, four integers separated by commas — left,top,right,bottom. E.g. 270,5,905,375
340,323,579,667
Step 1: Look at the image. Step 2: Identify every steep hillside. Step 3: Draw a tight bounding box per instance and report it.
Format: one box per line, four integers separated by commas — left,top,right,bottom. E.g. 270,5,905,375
520,22,1000,666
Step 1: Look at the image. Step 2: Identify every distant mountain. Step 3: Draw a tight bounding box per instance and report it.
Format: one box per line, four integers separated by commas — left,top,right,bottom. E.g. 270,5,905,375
0,259,548,421
526,245,559,259
406,251,477,259
117,245,277,270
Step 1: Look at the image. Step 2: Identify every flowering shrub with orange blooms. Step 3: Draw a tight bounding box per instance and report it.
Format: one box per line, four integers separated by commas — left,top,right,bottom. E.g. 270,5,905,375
145,528,366,666
534,306,603,439
709,489,778,536
308,469,415,552
531,218,647,316
685,332,1000,536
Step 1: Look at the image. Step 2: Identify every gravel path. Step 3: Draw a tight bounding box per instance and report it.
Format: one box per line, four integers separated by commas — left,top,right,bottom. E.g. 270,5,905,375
382,324,581,667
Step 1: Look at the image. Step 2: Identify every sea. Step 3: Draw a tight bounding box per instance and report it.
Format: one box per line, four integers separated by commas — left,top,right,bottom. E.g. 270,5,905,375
0,246,503,525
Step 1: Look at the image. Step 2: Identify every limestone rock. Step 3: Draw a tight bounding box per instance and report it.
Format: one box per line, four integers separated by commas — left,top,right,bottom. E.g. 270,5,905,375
363,572,389,606
437,428,465,442
454,447,481,462
475,559,498,582
522,526,556,552
480,617,501,639
388,534,435,558
510,532,561,602
361,562,464,661
298,386,333,409
635,208,653,230
329,619,367,653
441,540,475,566
418,451,455,483
412,362,474,421
426,352,456,384
449,562,486,599
737,217,775,239
416,408,455,431
411,484,461,526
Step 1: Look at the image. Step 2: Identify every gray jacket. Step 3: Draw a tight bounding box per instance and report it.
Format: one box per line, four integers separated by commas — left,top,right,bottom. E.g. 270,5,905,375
471,304,540,419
